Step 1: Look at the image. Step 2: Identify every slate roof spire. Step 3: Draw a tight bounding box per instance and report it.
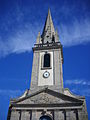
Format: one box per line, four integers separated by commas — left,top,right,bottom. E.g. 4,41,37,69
41,9,55,43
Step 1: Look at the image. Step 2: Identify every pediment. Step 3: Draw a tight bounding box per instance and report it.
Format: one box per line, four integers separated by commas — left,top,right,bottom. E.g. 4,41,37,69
17,92,71,104
11,88,83,105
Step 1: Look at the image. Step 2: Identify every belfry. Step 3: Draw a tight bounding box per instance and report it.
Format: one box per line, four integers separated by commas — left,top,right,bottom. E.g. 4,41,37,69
7,9,88,120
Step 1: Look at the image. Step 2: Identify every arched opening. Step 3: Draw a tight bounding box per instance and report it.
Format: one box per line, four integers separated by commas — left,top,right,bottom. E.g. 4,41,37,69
43,53,50,67
39,115,52,120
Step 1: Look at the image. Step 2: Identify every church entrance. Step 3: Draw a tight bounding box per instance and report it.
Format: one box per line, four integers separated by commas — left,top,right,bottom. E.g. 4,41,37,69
39,115,52,120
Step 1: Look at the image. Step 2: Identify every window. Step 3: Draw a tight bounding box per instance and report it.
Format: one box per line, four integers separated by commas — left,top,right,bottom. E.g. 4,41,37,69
39,115,52,120
43,53,50,67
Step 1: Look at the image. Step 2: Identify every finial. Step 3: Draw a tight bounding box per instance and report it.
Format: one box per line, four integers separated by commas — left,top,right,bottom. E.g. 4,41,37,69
48,8,51,14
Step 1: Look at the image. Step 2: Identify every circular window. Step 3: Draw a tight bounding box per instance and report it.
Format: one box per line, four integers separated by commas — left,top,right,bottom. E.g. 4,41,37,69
39,115,52,120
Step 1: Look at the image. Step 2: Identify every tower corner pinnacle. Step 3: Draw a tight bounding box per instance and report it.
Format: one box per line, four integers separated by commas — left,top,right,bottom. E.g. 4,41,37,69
36,32,41,44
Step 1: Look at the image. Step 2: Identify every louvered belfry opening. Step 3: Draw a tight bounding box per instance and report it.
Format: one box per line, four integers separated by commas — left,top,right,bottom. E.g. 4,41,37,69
43,53,50,67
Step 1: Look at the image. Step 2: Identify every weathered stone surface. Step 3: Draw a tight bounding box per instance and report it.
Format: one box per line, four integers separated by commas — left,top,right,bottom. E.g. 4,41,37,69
21,111,30,120
78,110,88,120
10,111,20,120
30,51,39,88
54,110,64,120
53,49,63,88
17,92,71,105
32,110,37,120
7,88,88,120
66,111,76,120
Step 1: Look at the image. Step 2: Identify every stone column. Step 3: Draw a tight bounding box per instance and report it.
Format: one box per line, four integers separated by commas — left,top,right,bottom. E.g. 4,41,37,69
21,111,30,120
31,110,37,120
65,110,77,120
10,110,20,120
54,110,64,120
70,111,76,120
66,110,70,120
78,110,88,120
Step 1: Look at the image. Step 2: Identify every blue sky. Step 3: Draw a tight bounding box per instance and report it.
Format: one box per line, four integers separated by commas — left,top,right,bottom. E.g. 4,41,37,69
0,0,90,119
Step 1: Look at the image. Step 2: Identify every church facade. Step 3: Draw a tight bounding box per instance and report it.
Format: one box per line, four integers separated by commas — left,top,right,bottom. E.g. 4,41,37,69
7,9,88,120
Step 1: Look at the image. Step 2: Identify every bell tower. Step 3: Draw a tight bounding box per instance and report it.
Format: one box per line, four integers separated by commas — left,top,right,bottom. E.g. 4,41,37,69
30,9,63,91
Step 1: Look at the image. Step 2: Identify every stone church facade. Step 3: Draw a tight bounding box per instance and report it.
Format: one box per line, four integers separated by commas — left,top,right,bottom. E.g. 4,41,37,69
7,9,88,120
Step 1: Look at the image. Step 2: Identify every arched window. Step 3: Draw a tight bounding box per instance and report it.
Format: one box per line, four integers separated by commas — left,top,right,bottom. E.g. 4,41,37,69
43,53,50,67
39,115,52,120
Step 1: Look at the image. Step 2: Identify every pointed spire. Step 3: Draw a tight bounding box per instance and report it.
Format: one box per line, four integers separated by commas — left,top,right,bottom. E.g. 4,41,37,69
41,9,55,43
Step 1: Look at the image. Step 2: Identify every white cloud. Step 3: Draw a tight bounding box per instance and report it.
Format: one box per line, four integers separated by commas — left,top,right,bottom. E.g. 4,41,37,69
0,25,37,58
52,4,90,47
1,19,90,58
65,79,90,96
65,79,90,85
59,18,90,47
0,89,24,98
0,7,90,58
71,88,90,97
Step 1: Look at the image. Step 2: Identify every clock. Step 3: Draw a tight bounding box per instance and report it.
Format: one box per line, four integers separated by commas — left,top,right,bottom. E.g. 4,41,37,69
43,71,50,78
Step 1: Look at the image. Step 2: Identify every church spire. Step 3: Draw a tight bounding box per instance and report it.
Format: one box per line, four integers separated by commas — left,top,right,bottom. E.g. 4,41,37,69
41,9,55,43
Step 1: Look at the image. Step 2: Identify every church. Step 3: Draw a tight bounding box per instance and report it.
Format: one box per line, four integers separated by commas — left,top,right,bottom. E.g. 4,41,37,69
7,9,88,120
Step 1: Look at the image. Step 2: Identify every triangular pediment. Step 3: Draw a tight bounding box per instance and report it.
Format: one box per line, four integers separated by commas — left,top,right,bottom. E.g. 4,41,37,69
11,88,83,106
17,92,71,104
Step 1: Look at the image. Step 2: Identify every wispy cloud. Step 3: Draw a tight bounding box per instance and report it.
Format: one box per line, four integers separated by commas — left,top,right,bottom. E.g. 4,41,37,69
0,89,24,98
0,18,90,58
0,25,37,57
0,1,90,58
52,2,90,47
58,17,90,47
0,5,41,58
65,79,90,85
65,79,90,96
71,88,90,97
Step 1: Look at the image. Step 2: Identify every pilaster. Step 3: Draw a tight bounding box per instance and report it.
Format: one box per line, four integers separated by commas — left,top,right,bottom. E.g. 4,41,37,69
10,111,20,120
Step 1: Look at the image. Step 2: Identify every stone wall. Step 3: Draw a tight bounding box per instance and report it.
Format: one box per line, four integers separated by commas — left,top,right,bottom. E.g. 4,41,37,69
53,49,63,89
8,108,88,120
30,51,39,89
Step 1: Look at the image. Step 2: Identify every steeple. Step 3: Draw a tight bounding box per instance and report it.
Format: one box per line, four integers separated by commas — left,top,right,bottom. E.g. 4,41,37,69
41,9,55,44
31,9,63,90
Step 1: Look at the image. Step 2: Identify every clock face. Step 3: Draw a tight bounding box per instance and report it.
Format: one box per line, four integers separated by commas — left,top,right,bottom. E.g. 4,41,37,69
43,71,50,78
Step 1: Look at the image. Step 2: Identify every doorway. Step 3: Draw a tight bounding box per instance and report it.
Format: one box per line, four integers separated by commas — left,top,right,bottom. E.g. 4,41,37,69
39,115,52,120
